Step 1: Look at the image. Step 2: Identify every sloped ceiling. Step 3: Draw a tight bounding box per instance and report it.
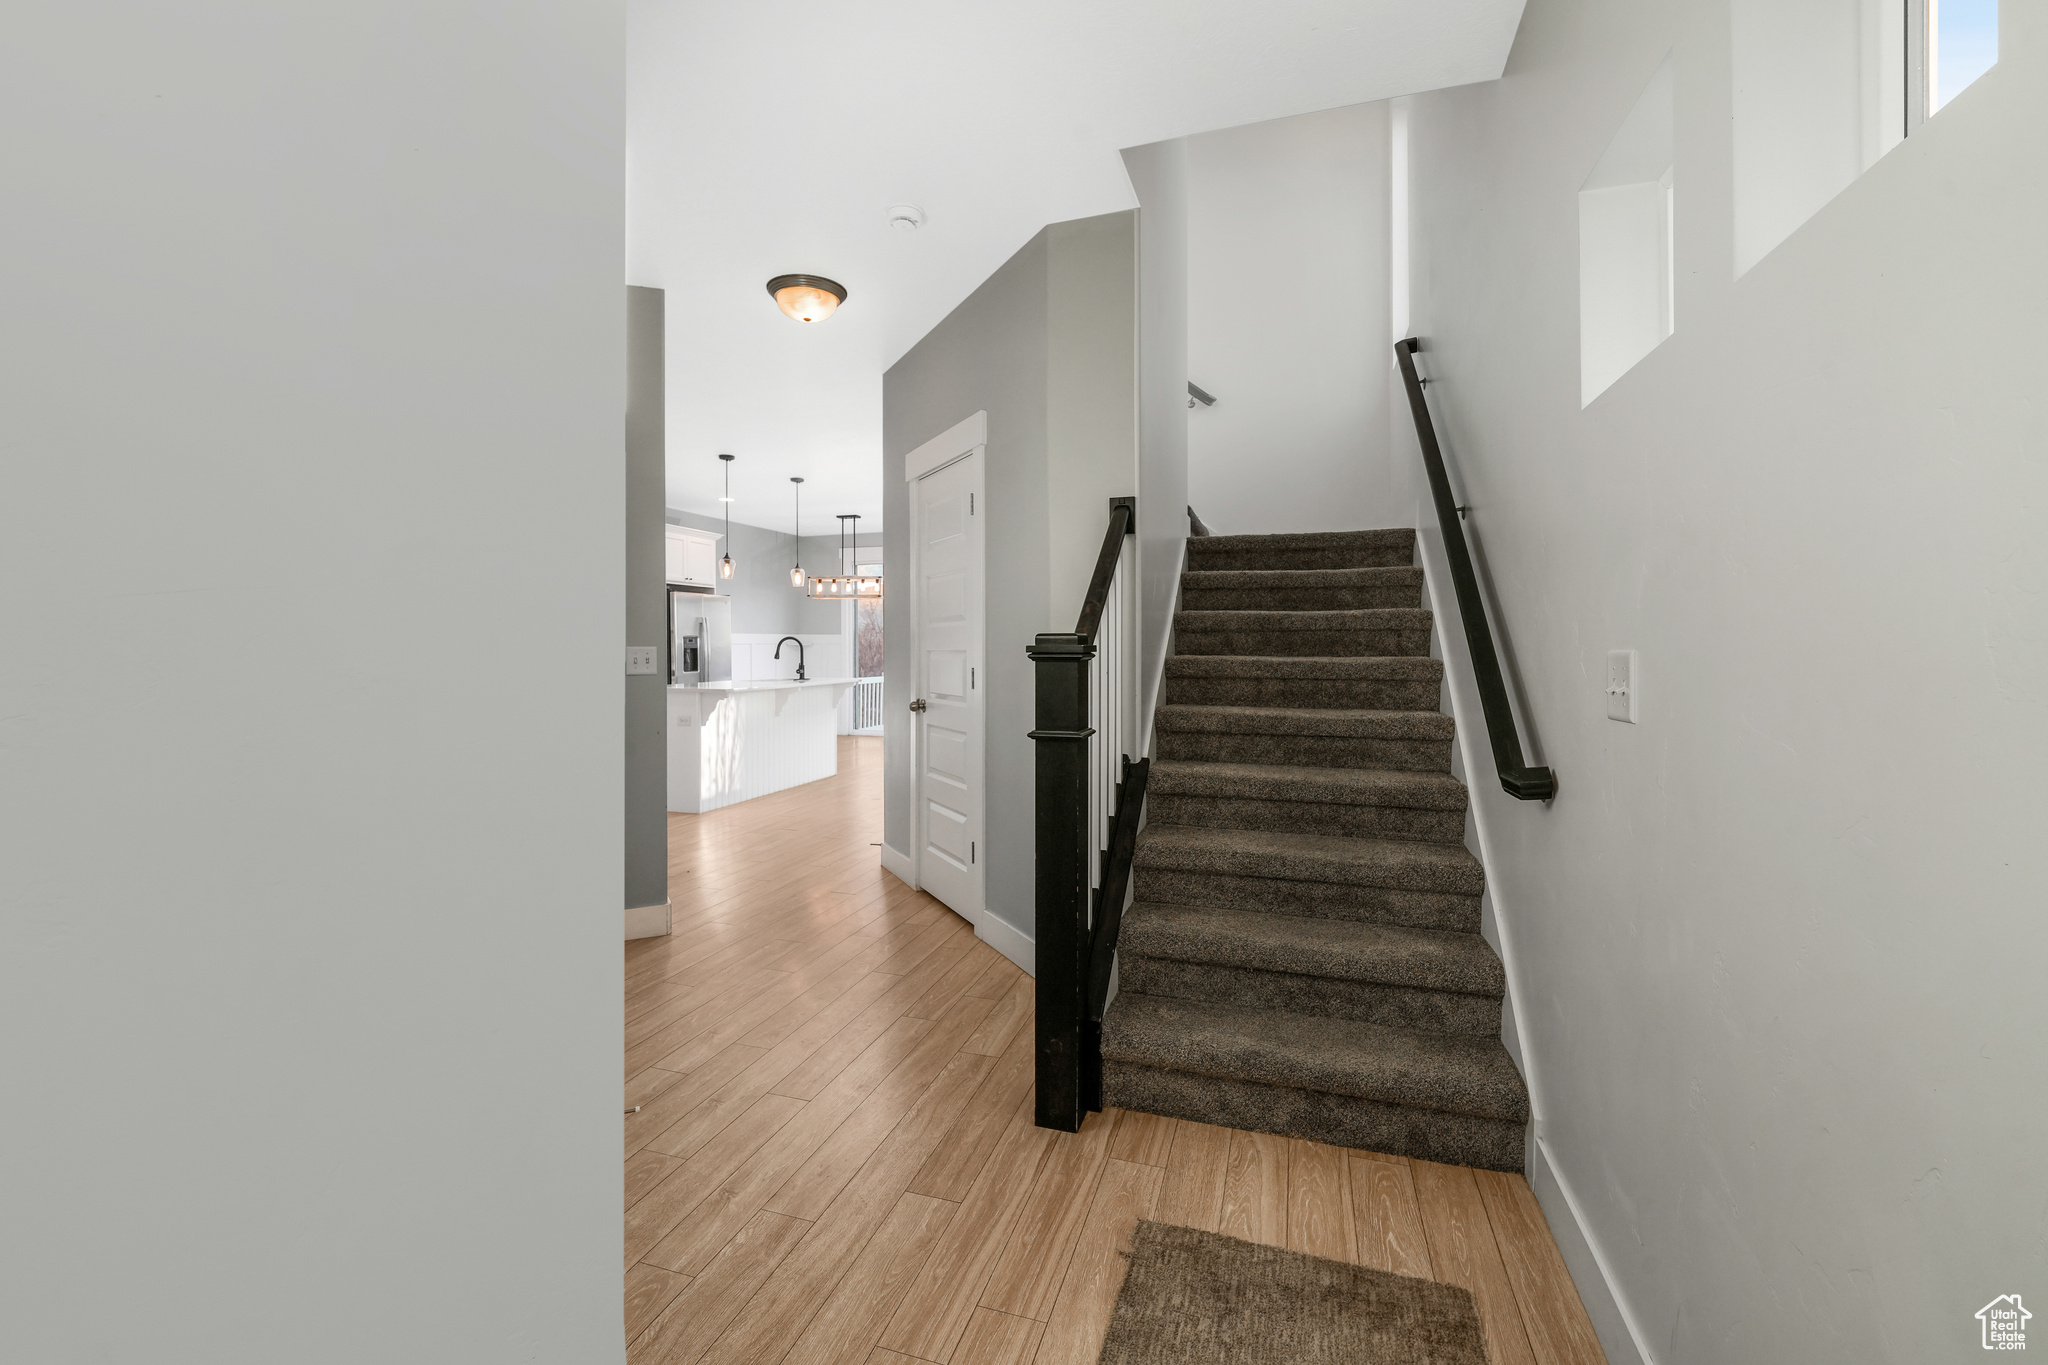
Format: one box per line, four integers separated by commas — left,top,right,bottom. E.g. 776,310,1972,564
629,0,1527,530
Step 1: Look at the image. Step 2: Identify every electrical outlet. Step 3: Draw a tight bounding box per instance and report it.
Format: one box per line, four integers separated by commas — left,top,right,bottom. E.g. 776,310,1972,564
626,646,659,676
1606,650,1637,723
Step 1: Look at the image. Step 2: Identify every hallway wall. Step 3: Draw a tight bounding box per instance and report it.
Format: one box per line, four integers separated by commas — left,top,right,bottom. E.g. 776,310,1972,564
627,287,670,922
1402,2,2047,1361
1,2,625,1361
1185,102,1393,535
883,212,1139,967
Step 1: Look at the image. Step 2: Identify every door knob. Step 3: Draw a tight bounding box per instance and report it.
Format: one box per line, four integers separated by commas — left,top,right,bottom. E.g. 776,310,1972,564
909,698,927,713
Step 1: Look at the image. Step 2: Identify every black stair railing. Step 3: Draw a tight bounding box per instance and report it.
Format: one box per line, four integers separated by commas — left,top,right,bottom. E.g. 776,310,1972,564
1395,338,1557,802
1027,497,1148,1132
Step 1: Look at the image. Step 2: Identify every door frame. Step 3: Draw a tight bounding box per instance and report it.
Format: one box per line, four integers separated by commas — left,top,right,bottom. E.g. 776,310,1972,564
902,411,987,914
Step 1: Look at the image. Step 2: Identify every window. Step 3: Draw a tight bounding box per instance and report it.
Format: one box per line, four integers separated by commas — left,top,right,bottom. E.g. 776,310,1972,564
1928,0,1998,113
855,563,883,678
1733,0,1996,275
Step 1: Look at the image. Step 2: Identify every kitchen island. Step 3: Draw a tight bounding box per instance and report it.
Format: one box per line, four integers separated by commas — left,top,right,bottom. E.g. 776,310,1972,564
666,678,858,813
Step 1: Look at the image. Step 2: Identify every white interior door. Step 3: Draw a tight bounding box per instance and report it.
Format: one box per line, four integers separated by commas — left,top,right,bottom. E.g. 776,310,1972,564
911,450,984,920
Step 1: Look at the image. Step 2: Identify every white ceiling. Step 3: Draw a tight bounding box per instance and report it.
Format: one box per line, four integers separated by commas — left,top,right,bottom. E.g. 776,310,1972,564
628,0,1527,534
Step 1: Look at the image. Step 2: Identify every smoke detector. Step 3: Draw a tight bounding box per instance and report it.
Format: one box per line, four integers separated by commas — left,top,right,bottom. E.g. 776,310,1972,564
886,204,926,232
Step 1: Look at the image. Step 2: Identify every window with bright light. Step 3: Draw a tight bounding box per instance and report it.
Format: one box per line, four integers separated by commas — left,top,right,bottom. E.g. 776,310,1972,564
1932,0,1998,111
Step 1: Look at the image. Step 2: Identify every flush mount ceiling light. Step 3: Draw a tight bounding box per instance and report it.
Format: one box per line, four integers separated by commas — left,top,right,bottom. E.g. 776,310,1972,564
788,477,804,588
765,274,846,323
807,514,882,599
718,453,736,579
886,204,925,232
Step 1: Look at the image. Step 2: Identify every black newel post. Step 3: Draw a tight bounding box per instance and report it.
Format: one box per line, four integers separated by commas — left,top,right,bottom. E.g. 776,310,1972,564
1026,632,1093,1133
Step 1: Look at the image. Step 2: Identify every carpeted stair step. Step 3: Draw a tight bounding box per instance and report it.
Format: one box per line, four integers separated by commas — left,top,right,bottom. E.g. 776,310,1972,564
1180,566,1425,613
1162,656,1443,711
1148,760,1469,844
1155,704,1454,772
1133,824,1482,933
1186,528,1416,574
1118,902,1504,1035
1176,608,1432,658
1101,993,1529,1170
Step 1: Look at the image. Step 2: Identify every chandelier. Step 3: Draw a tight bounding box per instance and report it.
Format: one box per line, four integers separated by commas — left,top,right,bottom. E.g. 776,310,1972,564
806,514,882,598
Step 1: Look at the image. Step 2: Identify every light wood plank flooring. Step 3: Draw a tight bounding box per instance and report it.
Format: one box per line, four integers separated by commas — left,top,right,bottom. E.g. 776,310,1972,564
625,736,1607,1365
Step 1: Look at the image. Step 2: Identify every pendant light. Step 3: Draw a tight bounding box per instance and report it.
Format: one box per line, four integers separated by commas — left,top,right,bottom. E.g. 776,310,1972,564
717,453,736,580
788,477,805,587
806,514,883,598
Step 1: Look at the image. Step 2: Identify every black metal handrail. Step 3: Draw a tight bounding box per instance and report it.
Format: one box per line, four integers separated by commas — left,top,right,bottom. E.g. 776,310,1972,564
1026,497,1145,1132
1395,339,1557,802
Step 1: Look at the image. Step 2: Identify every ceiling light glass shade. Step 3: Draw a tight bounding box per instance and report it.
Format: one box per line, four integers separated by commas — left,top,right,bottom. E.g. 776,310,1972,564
789,564,804,587
720,554,734,579
766,275,846,323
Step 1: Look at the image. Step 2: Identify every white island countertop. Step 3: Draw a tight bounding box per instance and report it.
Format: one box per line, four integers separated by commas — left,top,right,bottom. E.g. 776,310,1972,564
669,677,859,693
667,677,858,813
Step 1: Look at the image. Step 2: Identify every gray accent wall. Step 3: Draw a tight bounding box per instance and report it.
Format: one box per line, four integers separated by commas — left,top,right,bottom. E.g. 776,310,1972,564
626,286,668,914
1402,4,2048,1362
884,212,1138,953
664,508,867,638
2,3,625,1358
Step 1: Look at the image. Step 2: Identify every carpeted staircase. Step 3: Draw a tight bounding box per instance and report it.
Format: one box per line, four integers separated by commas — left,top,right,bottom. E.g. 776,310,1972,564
1099,528,1531,1171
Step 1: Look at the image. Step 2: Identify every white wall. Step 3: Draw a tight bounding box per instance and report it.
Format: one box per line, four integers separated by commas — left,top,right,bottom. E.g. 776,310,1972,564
1185,103,1392,535
1578,178,1673,403
731,633,846,682
1,4,624,1360
1732,0,1905,275
1405,1,2045,1361
1122,140,1190,754
1579,55,1674,406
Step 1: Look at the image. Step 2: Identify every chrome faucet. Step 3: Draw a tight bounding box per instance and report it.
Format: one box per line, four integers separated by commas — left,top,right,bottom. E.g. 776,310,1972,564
773,636,806,681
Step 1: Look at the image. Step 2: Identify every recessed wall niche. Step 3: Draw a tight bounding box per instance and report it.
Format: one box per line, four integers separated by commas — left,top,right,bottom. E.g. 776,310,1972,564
1579,52,1674,408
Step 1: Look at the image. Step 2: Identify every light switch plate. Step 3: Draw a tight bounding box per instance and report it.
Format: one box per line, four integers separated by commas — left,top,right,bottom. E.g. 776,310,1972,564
1606,649,1637,723
626,646,659,676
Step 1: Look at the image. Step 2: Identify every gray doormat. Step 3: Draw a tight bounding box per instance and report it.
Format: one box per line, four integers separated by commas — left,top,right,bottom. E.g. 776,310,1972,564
1098,1221,1487,1365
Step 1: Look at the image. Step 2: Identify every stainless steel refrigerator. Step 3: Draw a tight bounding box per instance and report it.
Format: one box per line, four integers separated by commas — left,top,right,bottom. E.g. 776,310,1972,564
667,590,732,684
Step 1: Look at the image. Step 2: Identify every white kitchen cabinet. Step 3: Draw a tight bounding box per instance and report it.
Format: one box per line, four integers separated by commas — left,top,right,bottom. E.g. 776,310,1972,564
665,526,721,586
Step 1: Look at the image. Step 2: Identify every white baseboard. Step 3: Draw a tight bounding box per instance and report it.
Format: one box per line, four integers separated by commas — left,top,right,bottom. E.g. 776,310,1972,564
879,841,917,888
970,912,1034,976
624,900,672,941
878,841,1032,974
1528,1133,1654,1365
